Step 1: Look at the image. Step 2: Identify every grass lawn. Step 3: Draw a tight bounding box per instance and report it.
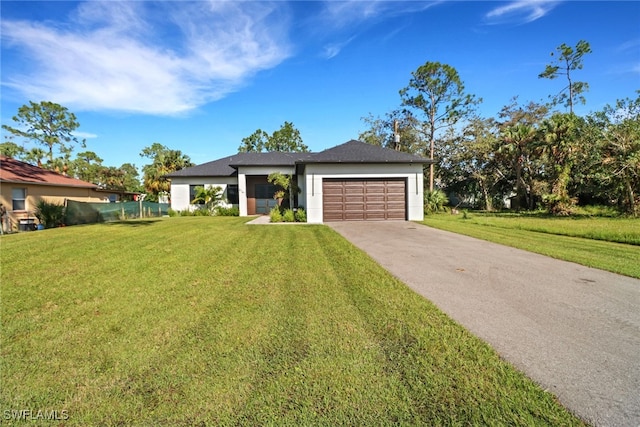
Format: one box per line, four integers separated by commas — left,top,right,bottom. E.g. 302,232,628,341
1,217,584,426
423,212,640,279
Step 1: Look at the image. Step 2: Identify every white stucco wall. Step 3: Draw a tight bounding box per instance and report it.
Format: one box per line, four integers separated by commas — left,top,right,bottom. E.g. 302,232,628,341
301,163,425,223
169,177,238,212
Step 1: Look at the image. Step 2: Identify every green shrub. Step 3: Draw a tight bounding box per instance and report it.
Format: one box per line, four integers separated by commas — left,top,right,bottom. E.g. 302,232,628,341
167,208,178,217
294,208,307,223
215,206,240,216
424,190,449,214
269,207,283,222
282,208,295,222
193,207,211,216
34,200,65,229
177,208,211,216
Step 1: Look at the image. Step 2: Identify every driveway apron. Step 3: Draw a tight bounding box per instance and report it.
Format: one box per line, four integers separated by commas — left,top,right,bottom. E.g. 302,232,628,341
327,220,640,427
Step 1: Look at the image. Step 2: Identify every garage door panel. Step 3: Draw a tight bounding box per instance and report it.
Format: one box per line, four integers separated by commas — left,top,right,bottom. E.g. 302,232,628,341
345,212,365,220
365,212,388,220
324,205,344,213
324,213,344,221
386,207,406,216
323,184,344,193
365,183,385,190
345,189,365,196
323,178,406,222
324,194,345,203
366,195,386,203
387,194,406,202
366,202,387,210
387,205,406,212
345,203,365,211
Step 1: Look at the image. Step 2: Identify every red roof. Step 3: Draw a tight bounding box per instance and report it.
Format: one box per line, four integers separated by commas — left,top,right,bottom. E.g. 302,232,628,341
0,155,98,189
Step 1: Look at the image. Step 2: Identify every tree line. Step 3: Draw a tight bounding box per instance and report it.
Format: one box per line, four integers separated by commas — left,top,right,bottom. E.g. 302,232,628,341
1,101,194,202
0,101,306,202
3,39,636,213
0,101,311,202
359,40,639,216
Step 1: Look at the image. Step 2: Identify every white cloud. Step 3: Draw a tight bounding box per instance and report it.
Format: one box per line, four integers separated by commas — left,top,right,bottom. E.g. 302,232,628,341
321,1,388,28
485,0,561,25
616,38,640,53
320,0,440,29
610,39,640,76
314,1,440,59
72,131,98,139
323,36,356,59
1,1,292,116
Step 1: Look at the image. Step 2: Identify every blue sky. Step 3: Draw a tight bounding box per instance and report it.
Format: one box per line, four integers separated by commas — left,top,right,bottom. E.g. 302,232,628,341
1,1,639,168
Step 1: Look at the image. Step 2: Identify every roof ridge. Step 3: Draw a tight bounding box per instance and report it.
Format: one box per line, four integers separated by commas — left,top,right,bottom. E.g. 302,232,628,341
166,140,430,178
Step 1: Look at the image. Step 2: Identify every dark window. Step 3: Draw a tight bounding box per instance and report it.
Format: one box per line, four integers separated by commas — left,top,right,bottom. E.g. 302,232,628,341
189,185,204,204
226,184,239,204
255,184,279,199
12,188,26,211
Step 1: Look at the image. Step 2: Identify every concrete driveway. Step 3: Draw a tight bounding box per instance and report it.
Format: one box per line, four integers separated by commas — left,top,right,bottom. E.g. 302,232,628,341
327,220,640,427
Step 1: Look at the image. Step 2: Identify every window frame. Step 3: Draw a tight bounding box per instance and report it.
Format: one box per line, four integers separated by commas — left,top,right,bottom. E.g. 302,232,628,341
12,187,27,211
226,184,239,205
189,184,205,204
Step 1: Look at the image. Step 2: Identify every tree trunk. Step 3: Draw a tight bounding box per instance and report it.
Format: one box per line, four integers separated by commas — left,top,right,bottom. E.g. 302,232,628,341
429,139,435,192
514,159,526,211
625,178,637,216
483,187,493,211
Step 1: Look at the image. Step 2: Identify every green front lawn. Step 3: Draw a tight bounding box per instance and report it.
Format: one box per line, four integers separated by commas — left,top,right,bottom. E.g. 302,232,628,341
423,212,640,279
1,217,583,425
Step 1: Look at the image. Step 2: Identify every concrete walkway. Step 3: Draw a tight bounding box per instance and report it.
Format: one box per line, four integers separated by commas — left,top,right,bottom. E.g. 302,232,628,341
327,221,640,427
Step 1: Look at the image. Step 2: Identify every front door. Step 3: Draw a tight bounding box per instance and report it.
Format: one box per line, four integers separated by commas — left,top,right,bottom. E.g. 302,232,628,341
255,184,279,214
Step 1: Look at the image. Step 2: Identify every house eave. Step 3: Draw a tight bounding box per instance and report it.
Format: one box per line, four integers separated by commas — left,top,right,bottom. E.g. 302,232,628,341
228,163,296,169
296,160,432,165
0,178,98,189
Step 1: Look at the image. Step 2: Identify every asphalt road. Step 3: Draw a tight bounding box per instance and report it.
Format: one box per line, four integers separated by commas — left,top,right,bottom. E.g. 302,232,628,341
327,221,640,427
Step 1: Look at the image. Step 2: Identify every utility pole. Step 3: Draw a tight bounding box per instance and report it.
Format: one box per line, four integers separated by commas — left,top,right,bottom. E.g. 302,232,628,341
393,120,400,151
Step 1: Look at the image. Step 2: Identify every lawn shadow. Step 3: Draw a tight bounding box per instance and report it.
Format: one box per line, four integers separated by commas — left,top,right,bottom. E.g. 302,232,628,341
106,220,161,227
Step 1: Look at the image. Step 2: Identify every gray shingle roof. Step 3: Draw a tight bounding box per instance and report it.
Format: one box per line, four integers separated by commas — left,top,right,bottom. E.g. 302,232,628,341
303,140,430,164
228,151,313,167
167,140,430,178
166,155,237,177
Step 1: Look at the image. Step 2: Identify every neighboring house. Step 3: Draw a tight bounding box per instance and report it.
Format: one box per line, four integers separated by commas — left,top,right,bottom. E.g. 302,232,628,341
0,155,119,230
167,140,432,223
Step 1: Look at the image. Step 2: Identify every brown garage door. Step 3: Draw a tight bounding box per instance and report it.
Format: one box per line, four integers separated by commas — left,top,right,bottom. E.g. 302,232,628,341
323,178,406,221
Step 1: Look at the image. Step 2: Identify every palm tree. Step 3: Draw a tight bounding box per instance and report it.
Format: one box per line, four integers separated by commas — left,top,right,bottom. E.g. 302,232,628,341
191,186,224,211
538,113,581,214
424,189,449,214
597,97,640,216
24,148,47,167
499,124,538,210
141,144,193,201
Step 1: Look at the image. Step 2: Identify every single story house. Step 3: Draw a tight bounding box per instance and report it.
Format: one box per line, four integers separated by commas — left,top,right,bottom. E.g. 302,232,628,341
0,155,121,230
167,140,432,223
